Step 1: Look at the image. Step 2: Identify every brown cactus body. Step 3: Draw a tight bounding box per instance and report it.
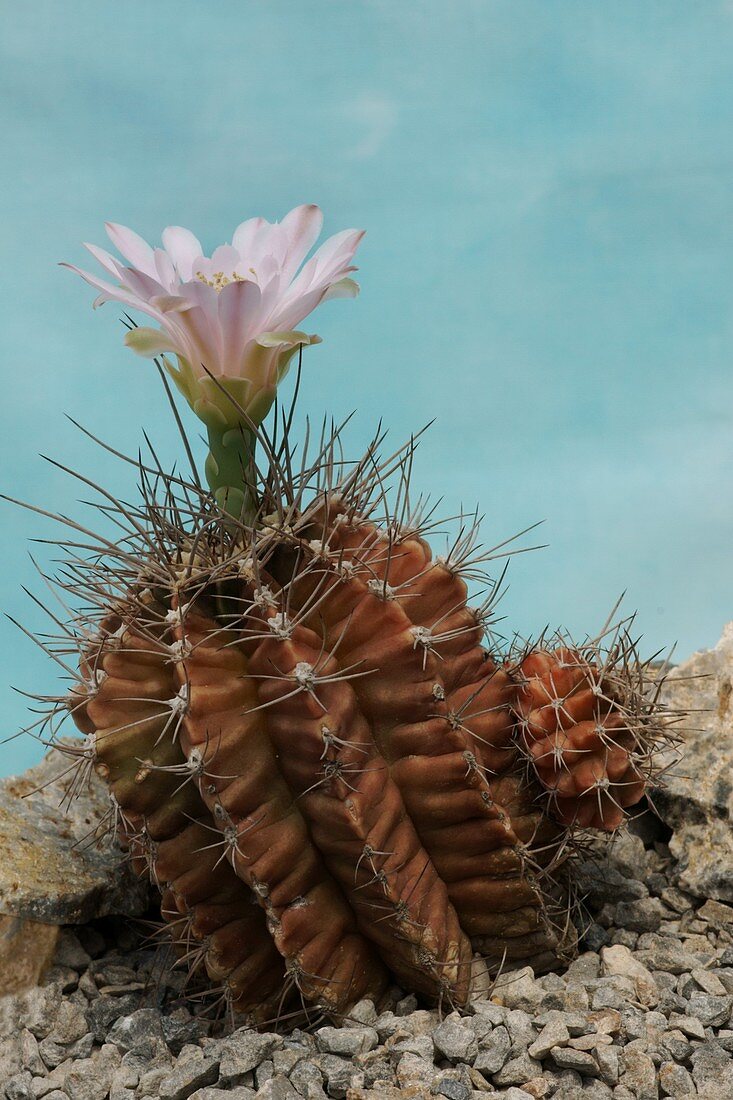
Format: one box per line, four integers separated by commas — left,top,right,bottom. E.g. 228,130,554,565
74,614,286,1019
515,648,649,830
14,409,665,1026
283,516,560,968
56,461,666,1023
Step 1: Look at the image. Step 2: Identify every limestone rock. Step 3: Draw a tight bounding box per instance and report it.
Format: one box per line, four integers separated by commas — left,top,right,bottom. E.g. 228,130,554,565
656,623,733,902
0,743,149,924
0,915,58,996
491,966,545,1013
600,946,658,1008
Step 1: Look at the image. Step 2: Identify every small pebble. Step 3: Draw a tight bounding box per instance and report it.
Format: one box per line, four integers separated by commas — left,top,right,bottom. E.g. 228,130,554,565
315,1025,377,1056
432,1015,478,1062
550,1046,599,1076
528,1017,570,1059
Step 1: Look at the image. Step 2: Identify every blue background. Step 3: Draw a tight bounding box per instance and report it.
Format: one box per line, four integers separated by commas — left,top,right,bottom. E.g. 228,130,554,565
2,1,732,774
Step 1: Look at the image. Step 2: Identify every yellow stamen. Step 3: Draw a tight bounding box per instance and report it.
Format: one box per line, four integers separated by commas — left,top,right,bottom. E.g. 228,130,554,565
195,270,248,292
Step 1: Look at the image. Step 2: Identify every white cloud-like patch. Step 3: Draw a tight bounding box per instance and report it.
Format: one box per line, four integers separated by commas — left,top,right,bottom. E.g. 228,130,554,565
344,92,397,160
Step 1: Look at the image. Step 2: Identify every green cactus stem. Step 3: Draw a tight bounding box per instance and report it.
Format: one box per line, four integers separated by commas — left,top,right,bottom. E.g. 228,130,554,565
204,421,259,526
176,336,313,525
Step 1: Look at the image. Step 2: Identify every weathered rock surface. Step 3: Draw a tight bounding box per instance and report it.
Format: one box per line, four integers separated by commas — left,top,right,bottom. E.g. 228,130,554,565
0,915,58,994
0,742,148,924
656,622,733,902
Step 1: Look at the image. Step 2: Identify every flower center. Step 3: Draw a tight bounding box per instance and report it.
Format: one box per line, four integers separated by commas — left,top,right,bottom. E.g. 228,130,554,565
195,269,248,292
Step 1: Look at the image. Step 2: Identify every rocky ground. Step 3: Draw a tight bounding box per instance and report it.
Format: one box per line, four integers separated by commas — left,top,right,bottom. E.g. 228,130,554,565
1,626,732,1100
3,828,733,1099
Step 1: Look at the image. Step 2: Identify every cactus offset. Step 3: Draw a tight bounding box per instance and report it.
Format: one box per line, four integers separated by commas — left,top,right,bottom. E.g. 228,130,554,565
12,208,676,1024
515,646,651,831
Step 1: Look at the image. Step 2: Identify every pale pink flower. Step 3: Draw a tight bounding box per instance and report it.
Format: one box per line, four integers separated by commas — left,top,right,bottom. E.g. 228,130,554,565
64,205,364,428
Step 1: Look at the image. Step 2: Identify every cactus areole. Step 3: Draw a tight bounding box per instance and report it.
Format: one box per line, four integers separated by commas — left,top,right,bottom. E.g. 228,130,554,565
17,206,671,1024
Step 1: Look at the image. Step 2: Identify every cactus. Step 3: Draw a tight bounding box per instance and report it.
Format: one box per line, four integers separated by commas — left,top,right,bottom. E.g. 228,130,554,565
13,208,674,1023
514,646,651,831
12,417,669,1022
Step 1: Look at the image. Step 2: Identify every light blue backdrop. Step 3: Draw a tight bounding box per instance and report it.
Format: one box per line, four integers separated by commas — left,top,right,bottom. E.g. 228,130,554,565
2,1,732,774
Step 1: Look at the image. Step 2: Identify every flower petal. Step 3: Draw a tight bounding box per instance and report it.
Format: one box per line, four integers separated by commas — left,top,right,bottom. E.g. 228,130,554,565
172,302,222,378
218,279,262,376
287,228,365,298
279,204,324,279
232,216,268,258
256,329,321,349
181,276,220,312
117,265,168,302
83,242,126,279
259,224,290,268
210,244,243,274
124,326,178,358
84,244,167,301
150,294,194,313
269,286,332,332
60,263,164,321
105,222,158,278
154,248,177,291
161,226,203,281
311,228,365,280
321,276,360,301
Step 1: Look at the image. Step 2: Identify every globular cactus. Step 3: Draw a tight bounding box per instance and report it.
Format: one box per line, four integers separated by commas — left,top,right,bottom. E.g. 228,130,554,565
515,647,650,831
15,207,673,1024
29,422,665,1023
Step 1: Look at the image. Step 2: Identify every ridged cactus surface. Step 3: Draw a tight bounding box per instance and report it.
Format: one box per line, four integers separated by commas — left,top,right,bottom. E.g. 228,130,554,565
50,438,667,1022
515,648,650,830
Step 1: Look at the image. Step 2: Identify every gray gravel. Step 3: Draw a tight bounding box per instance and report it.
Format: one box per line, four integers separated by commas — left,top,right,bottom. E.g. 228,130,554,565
3,827,733,1098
